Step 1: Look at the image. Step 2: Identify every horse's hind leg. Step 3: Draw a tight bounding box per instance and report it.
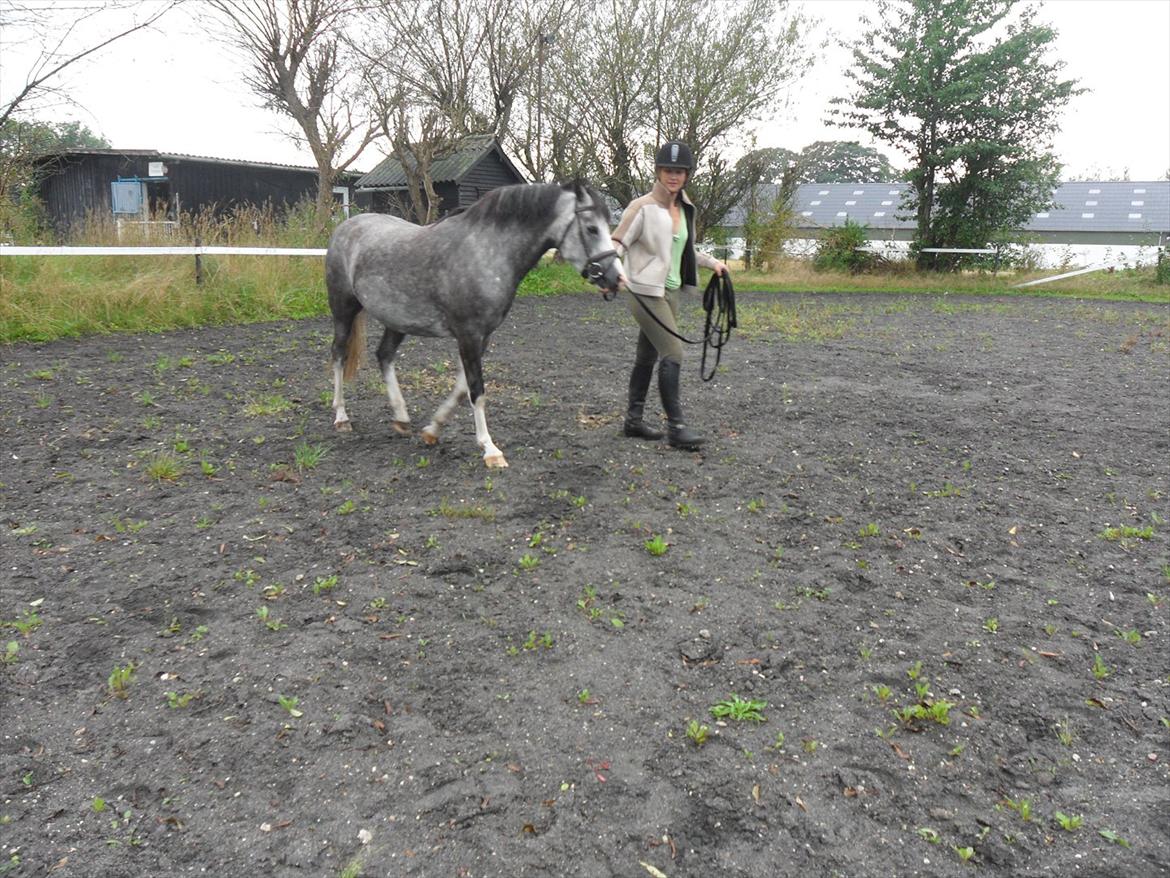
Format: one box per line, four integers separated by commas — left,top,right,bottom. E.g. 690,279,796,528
329,298,365,433
456,336,507,468
376,327,411,434
421,357,469,446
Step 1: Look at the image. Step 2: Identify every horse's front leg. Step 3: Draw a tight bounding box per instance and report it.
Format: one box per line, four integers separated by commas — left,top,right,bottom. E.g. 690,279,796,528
456,337,506,468
377,328,411,435
420,357,469,446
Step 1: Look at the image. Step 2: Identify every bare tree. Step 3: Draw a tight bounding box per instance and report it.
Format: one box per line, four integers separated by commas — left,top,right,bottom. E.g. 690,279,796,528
357,0,569,223
207,0,378,221
0,0,183,129
535,0,812,233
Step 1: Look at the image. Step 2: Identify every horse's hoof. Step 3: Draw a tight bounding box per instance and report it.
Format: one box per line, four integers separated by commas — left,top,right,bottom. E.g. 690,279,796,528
484,454,508,469
391,420,411,435
334,420,353,433
420,429,439,446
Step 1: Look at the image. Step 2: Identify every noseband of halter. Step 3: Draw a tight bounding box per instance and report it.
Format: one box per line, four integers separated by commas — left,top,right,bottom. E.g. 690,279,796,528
561,201,619,291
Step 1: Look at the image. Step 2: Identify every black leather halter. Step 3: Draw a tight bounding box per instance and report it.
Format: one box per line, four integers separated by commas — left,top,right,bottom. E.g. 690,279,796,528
561,203,619,291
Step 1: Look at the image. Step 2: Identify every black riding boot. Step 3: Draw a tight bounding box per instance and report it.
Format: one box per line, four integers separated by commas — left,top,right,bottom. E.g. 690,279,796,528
658,359,704,450
624,355,664,440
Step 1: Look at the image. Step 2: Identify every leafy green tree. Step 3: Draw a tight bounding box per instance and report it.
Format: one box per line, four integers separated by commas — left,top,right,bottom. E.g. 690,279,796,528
732,147,798,269
1,119,110,237
813,218,874,273
832,0,1081,268
793,140,897,183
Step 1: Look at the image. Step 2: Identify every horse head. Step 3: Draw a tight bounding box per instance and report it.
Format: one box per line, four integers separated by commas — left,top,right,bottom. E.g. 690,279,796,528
557,181,622,294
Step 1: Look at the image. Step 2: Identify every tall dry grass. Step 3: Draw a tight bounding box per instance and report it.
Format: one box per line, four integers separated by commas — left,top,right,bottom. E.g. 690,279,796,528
1,202,335,342
4,205,1165,343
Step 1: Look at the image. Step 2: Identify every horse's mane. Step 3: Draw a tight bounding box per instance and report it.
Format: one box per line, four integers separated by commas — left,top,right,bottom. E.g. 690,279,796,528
463,183,563,226
461,182,611,227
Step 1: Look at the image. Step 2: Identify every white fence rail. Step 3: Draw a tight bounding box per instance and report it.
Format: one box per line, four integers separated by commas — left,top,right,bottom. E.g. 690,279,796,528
0,246,326,257
1012,264,1106,288
0,244,1119,289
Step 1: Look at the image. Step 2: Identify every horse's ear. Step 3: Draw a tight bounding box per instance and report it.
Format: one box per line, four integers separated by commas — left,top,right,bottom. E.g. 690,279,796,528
558,179,586,199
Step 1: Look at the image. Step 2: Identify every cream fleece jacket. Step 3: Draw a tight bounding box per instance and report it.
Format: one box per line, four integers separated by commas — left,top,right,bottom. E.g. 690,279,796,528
610,181,717,297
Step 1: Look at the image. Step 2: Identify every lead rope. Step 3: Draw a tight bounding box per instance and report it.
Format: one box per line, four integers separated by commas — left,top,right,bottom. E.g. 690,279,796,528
627,271,736,381
698,271,736,382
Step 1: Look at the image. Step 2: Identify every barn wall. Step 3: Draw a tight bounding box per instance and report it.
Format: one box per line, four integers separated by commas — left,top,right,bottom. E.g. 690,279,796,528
38,154,142,229
457,151,523,209
34,152,334,235
167,159,318,216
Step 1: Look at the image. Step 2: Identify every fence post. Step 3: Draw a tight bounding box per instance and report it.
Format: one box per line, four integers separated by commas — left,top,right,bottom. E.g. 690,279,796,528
194,237,203,286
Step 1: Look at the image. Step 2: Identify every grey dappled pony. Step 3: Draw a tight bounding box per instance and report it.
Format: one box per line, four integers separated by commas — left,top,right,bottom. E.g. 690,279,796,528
325,181,622,468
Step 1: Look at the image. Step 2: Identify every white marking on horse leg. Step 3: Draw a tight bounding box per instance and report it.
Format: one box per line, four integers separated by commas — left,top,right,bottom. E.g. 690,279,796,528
383,362,411,434
472,395,507,468
421,360,469,445
332,361,352,431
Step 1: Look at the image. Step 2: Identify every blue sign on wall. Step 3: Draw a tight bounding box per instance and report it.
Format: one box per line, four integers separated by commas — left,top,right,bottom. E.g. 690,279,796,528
111,180,144,215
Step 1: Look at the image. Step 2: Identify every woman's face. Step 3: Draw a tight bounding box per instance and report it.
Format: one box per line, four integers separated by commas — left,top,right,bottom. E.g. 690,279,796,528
656,166,687,194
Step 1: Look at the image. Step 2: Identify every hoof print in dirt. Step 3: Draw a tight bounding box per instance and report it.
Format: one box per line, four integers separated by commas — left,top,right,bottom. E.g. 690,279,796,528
678,631,721,665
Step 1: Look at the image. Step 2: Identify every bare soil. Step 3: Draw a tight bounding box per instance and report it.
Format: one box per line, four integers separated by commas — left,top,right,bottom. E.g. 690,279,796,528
2,291,1168,878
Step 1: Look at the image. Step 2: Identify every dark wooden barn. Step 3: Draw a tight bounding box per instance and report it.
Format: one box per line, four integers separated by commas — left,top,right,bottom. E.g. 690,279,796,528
353,135,527,219
34,149,356,233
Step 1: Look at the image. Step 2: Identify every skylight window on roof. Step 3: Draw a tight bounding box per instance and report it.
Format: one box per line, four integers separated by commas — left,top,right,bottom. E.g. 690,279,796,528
810,200,821,205
1081,212,1094,219
873,211,886,217
1128,213,1142,219
1035,212,1049,218
888,190,899,195
819,190,829,195
1134,188,1146,194
853,190,864,195
1085,200,1098,206
1088,188,1100,194
1132,200,1144,206
881,200,893,206
836,211,847,217
845,200,856,205
801,211,813,217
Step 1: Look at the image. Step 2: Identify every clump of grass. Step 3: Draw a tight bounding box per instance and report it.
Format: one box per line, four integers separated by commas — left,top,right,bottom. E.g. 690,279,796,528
1099,524,1154,542
686,720,710,746
144,452,184,482
1054,811,1083,831
244,394,293,417
107,662,136,699
312,574,339,595
433,497,496,522
2,609,42,636
644,534,669,556
294,441,328,470
710,694,767,723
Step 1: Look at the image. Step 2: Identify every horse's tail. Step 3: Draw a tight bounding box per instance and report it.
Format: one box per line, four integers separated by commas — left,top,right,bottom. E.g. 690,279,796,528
343,310,366,381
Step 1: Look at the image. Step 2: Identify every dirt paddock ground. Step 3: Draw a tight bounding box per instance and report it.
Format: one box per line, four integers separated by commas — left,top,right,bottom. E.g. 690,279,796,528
2,291,1168,877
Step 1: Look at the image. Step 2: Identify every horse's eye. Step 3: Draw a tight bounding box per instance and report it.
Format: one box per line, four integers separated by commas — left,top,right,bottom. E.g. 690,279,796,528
587,225,599,235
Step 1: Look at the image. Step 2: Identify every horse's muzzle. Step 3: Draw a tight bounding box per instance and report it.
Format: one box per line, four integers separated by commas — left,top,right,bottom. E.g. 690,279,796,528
582,250,621,293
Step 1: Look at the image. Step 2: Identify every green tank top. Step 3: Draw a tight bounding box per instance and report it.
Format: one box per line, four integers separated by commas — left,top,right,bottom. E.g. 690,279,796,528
665,211,687,290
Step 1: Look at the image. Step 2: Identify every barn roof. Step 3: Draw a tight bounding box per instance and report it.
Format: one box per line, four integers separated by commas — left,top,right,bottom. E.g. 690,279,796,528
354,135,524,189
33,148,363,179
722,181,1170,236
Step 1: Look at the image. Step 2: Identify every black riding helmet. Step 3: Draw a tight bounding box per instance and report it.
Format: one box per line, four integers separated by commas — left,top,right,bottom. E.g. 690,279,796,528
655,140,694,171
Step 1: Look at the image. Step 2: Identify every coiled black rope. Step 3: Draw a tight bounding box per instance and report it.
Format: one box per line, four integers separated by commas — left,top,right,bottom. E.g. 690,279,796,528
629,272,736,381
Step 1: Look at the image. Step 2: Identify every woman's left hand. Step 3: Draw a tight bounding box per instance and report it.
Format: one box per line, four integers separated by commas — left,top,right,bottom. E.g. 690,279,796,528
712,260,728,277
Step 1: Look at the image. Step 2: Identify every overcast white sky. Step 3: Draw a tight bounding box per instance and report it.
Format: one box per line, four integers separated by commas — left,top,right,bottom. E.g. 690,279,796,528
2,0,1168,180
